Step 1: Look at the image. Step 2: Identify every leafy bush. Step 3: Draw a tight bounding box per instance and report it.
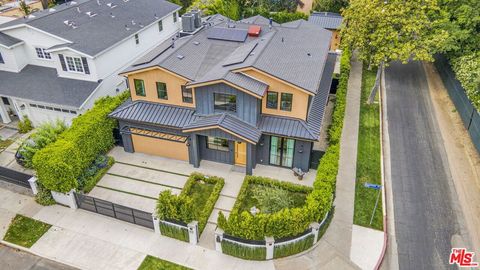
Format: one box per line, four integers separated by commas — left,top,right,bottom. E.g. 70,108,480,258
34,182,56,206
33,92,129,193
159,221,190,242
18,116,33,134
221,240,266,260
17,121,66,168
157,190,195,223
78,155,115,193
451,52,480,110
273,235,314,259
252,185,294,214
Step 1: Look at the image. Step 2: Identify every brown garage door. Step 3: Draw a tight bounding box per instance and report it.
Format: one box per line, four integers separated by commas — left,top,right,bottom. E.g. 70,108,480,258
131,135,189,161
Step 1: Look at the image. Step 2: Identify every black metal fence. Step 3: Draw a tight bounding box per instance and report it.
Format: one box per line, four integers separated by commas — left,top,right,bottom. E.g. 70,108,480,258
74,192,154,230
434,55,480,154
0,166,32,189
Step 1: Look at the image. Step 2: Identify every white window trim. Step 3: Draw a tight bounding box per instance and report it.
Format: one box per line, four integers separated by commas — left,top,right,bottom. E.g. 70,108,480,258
65,56,84,73
35,47,52,60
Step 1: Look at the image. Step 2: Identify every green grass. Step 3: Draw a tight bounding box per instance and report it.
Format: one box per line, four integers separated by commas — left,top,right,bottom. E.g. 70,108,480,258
3,215,51,248
353,67,384,230
238,184,308,214
186,181,214,219
137,255,192,270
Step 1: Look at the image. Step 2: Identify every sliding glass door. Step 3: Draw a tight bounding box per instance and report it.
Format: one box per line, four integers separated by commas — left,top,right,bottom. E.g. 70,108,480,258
269,136,294,167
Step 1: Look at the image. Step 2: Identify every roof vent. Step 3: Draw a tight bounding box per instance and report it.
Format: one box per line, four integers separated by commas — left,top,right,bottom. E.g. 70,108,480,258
177,55,185,60
110,12,115,18
106,3,117,8
27,14,36,19
125,24,130,31
64,20,77,28
307,52,311,57
131,20,136,25
49,8,56,12
154,13,159,19
86,11,97,17
76,7,81,13
139,23,144,28
193,41,200,45
96,0,101,5
70,1,77,4
123,0,129,2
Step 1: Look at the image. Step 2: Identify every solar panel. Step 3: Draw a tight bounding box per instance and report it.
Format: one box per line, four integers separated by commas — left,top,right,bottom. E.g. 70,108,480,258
223,42,258,66
207,27,248,42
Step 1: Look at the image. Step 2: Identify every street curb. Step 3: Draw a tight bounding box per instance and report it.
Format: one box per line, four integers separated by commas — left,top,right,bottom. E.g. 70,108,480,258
375,66,388,270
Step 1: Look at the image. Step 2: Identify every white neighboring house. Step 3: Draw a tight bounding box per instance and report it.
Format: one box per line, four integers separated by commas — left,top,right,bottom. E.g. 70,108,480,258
0,0,181,126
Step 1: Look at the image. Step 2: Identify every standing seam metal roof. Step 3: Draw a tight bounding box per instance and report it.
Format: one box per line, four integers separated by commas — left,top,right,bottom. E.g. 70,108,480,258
308,12,343,30
259,115,317,141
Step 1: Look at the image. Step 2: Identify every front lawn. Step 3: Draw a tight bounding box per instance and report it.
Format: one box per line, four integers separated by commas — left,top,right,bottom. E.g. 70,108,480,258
137,255,192,270
3,214,51,248
353,67,383,230
185,180,215,220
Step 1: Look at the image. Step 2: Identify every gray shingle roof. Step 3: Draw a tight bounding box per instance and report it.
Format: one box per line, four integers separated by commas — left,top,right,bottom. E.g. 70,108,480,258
240,15,280,26
0,32,22,47
259,115,317,141
0,0,179,56
307,53,336,137
183,113,262,143
0,65,99,108
308,12,343,30
109,100,197,128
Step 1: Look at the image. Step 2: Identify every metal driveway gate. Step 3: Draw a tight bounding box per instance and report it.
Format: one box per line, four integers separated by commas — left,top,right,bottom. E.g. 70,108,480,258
0,166,32,188
74,192,154,230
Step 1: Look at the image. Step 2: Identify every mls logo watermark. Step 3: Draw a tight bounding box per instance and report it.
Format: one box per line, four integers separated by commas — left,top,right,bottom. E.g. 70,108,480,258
449,248,479,268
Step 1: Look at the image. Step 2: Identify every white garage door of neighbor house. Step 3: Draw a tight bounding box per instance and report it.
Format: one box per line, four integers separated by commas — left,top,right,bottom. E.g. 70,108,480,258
29,107,75,126
131,134,189,161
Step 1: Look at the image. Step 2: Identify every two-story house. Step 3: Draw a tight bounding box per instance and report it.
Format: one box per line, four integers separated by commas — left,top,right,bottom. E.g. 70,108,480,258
110,14,336,175
0,0,181,125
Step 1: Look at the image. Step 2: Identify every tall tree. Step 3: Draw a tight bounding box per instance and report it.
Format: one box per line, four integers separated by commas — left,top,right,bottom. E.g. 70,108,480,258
313,0,348,13
341,0,449,103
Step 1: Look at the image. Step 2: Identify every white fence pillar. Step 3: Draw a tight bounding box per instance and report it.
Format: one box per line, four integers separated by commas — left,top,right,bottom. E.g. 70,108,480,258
27,177,38,195
214,228,224,252
265,236,274,260
187,221,198,245
152,214,161,235
51,189,77,209
309,222,321,243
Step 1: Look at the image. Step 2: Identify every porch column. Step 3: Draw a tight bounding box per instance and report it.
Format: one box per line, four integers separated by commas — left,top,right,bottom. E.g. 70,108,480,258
191,134,200,168
0,98,11,124
246,143,253,175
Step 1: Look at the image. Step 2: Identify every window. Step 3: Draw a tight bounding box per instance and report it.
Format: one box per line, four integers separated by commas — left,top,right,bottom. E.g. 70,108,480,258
134,79,146,96
46,106,53,110
158,20,163,32
35,48,51,59
3,97,10,105
280,93,293,111
214,93,236,112
182,86,193,103
266,91,278,109
0,52,4,64
173,12,177,23
134,34,139,45
156,82,168,100
65,56,84,73
269,136,294,167
207,137,229,152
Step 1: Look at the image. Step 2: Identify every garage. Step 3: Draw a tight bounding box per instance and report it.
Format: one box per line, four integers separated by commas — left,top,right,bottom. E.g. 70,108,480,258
131,132,189,161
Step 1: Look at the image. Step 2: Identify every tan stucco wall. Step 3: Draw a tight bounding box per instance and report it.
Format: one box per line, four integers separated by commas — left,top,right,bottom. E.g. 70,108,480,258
330,30,341,51
127,68,195,108
131,135,189,161
242,69,310,120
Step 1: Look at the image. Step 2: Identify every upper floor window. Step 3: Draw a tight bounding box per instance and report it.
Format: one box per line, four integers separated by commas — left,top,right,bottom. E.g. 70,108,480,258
0,52,4,64
158,20,163,32
266,91,278,109
182,86,193,103
206,137,229,152
134,79,146,96
35,48,51,59
280,93,293,111
65,56,84,73
173,12,178,23
156,82,168,100
214,93,236,112
134,34,139,45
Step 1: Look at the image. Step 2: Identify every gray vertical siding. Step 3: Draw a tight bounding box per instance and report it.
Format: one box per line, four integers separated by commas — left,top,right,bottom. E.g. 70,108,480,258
194,83,261,125
198,135,234,164
255,135,270,165
189,134,200,167
293,140,312,172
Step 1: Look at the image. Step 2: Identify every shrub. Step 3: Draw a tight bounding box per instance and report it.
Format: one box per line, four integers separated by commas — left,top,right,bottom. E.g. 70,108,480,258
33,92,129,193
159,221,190,242
221,240,266,261
17,121,66,168
157,190,195,223
273,235,314,259
18,116,33,134
78,156,115,193
252,185,294,214
34,182,56,206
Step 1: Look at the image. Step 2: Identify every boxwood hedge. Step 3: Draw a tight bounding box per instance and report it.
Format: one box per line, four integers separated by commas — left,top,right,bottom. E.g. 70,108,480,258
33,92,129,193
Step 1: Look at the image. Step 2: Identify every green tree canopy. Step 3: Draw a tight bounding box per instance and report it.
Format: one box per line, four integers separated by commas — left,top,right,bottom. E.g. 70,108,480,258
313,0,348,13
341,0,449,67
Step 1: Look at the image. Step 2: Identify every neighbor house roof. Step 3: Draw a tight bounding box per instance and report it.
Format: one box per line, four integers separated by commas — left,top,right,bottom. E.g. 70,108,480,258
0,65,99,108
0,32,22,48
122,15,331,95
308,12,343,30
109,100,197,129
183,113,262,143
0,0,180,56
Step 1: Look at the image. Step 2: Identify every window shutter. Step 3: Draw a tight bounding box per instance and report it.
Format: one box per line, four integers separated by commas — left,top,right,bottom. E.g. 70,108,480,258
59,54,67,71
81,57,90,74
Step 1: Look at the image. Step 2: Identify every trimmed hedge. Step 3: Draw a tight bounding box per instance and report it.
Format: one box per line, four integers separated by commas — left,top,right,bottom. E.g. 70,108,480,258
217,48,352,242
221,240,267,261
80,156,115,193
33,92,129,193
159,222,189,242
156,172,224,235
273,235,314,259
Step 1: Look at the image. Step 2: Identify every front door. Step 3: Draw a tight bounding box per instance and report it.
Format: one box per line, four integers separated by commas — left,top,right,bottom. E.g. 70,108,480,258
235,141,246,166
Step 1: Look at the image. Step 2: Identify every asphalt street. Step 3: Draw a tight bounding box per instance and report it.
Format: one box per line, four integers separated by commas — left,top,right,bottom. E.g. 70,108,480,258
0,244,77,270
385,61,467,270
